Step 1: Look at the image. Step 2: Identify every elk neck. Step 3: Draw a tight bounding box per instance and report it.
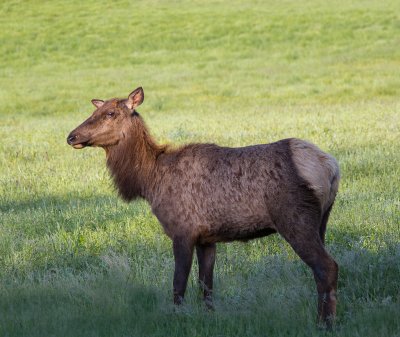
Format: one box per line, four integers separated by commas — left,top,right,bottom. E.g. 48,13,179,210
105,113,167,202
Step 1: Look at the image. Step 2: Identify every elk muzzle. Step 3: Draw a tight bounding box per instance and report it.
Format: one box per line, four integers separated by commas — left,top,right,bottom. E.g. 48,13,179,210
67,131,90,149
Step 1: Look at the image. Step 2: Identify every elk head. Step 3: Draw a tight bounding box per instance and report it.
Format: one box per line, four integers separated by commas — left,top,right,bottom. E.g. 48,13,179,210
67,87,144,149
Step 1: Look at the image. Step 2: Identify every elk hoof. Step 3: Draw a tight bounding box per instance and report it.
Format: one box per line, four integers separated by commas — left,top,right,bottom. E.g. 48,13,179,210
173,294,184,305
204,295,214,311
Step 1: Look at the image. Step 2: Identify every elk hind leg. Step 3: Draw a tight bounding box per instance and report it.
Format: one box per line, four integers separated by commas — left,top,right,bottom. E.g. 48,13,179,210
319,204,333,244
280,223,338,328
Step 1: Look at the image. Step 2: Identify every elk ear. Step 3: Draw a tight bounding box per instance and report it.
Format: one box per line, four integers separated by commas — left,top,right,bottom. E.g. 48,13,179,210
91,99,104,108
126,87,144,110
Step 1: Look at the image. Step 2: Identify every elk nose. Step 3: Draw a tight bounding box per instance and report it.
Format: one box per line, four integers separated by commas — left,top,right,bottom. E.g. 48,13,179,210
67,133,77,145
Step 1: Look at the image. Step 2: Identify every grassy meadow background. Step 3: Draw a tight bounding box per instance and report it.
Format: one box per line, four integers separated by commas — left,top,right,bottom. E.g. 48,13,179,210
0,0,399,336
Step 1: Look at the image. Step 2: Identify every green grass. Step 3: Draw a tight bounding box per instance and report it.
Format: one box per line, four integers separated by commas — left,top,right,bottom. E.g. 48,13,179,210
0,0,399,336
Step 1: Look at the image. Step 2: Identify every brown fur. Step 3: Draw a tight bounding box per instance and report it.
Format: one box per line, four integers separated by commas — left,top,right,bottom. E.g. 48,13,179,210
105,112,167,201
67,87,340,327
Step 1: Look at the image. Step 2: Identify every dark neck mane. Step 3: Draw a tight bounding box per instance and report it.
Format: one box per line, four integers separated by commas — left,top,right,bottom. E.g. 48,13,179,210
105,114,167,202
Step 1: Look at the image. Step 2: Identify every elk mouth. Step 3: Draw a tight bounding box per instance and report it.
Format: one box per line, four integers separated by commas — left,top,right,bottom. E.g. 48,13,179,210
67,134,90,149
72,142,88,149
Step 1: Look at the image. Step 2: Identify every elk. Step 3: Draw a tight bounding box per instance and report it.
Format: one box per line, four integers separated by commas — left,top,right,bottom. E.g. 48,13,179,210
67,87,340,327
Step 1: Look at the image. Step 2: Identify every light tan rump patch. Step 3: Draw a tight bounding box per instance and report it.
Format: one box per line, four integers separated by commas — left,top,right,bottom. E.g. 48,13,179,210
290,139,340,212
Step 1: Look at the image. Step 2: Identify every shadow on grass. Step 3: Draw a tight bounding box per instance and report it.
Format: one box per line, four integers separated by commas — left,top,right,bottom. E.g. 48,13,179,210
0,272,163,337
0,254,319,337
0,242,399,337
1,194,399,336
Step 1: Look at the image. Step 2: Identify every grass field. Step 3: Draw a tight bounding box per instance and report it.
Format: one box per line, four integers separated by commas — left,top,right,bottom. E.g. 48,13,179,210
1,0,399,336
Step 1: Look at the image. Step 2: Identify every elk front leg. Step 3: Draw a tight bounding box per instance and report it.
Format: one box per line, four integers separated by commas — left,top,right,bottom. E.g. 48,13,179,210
173,237,194,305
196,243,216,309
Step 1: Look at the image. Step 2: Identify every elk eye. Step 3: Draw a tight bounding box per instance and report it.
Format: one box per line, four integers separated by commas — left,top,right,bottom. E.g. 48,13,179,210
106,111,115,118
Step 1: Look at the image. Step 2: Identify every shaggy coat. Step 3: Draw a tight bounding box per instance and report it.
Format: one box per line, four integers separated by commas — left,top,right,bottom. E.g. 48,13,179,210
67,87,340,327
